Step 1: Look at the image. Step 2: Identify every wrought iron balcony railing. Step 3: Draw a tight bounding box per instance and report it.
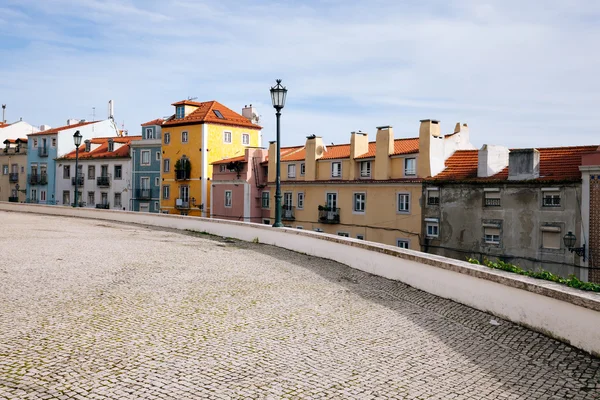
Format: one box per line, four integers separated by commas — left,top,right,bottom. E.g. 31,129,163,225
71,174,85,186
8,196,18,203
318,207,340,224
38,146,48,157
95,202,110,209
28,174,39,185
135,188,156,199
97,175,111,187
282,205,295,221
9,173,18,183
175,169,190,181
175,199,190,209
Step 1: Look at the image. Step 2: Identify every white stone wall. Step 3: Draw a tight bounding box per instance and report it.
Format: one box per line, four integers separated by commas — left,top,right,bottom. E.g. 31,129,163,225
0,121,39,142
56,119,119,157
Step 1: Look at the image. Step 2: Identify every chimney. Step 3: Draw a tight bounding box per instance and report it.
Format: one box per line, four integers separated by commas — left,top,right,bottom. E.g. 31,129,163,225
477,144,509,178
242,104,259,124
108,100,114,120
349,131,369,180
417,119,444,177
67,119,80,126
305,135,324,181
268,141,277,183
2,104,5,123
374,126,394,180
39,124,51,132
508,148,540,180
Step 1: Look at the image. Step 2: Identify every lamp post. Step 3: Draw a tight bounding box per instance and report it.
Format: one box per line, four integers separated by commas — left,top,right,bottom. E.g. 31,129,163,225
270,79,287,228
563,231,586,261
73,130,82,207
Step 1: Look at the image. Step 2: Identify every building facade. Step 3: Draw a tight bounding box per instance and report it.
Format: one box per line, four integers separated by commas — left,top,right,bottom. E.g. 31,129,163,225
26,119,119,204
55,136,140,209
0,120,39,143
422,145,598,280
158,100,261,217
131,119,163,212
580,147,600,283
1,139,27,202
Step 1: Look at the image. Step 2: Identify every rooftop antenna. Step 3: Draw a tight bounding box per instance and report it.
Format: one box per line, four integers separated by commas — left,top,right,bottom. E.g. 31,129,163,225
2,104,5,123
187,96,198,101
92,107,96,122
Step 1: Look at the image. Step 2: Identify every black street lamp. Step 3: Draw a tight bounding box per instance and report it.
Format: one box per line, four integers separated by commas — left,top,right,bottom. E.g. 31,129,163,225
73,130,82,207
563,231,586,261
270,79,287,228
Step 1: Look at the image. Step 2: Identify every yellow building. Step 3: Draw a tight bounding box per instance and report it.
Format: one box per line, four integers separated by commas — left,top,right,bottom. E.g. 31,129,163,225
160,100,262,216
264,120,474,250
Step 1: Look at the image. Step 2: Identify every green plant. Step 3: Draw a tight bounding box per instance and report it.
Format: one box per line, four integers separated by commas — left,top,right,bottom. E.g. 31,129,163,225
467,258,600,292
252,237,260,244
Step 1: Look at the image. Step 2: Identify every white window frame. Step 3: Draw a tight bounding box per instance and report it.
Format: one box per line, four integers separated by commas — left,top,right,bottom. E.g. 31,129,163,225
300,163,305,176
114,192,122,208
427,188,440,206
287,164,296,178
397,193,410,213
141,150,151,166
163,158,170,173
360,161,371,178
146,128,153,139
483,226,501,245
541,188,561,208
297,192,304,209
404,158,416,176
261,191,270,209
425,219,439,238
353,192,366,214
155,151,160,161
181,131,188,143
225,190,232,207
219,164,226,173
223,131,232,144
176,106,184,119
242,133,250,145
154,177,160,187
396,239,409,249
163,185,170,200
164,132,170,144
331,161,342,178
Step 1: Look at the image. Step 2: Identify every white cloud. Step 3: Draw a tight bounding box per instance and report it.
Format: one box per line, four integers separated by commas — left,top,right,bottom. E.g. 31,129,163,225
0,0,598,149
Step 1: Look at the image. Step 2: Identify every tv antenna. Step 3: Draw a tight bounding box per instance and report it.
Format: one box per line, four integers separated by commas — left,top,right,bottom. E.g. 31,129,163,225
187,96,198,101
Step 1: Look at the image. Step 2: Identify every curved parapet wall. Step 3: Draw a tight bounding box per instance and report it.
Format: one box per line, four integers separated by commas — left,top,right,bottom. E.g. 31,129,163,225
2,202,599,356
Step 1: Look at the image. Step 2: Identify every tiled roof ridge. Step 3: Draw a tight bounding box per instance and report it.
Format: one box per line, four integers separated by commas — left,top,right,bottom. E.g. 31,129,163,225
27,121,100,136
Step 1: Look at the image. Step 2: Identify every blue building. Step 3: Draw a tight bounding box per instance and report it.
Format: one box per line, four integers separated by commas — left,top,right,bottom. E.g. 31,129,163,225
26,119,119,204
130,119,163,212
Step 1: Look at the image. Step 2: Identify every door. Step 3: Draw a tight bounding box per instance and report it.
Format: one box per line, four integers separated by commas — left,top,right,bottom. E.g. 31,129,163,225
283,192,293,218
326,193,337,209
101,165,108,177
180,185,189,202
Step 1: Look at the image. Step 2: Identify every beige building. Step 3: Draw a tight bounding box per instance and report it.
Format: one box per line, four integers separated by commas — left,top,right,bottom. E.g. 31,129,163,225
1,138,28,202
262,120,474,250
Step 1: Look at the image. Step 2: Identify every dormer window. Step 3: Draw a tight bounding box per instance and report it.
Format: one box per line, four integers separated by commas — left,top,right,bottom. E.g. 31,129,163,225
108,140,114,153
176,106,185,119
85,140,91,152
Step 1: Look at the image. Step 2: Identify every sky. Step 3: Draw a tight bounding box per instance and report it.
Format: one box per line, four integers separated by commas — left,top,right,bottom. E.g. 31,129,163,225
0,0,599,148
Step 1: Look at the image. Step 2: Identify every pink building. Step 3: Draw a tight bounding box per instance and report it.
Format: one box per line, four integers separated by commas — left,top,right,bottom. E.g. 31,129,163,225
210,147,270,223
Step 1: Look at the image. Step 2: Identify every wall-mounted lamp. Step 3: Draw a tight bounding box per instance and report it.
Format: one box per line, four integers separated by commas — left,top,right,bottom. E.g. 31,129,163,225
563,231,586,261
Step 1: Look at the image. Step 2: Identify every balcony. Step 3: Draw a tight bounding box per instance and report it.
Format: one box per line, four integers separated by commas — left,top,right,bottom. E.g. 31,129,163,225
71,174,85,186
484,198,501,207
96,202,110,209
282,205,295,221
135,188,156,200
39,173,48,185
175,199,190,209
97,175,111,187
28,174,39,185
38,146,48,157
9,173,18,183
8,196,18,203
318,207,340,224
427,197,440,206
175,169,190,181
72,201,87,207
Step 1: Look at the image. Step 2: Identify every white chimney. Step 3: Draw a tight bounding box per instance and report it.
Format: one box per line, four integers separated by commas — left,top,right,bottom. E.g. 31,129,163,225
108,100,114,120
477,144,510,178
39,124,51,132
67,119,80,126
242,104,258,124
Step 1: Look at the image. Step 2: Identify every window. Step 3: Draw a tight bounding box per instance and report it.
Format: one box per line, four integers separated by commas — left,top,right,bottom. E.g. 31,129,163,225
287,164,296,178
179,185,189,202
353,193,366,213
261,191,270,208
484,190,501,206
114,193,122,208
176,106,184,119
283,193,293,211
356,235,364,240
542,189,561,207
88,192,95,205
88,165,95,180
155,177,160,187
223,131,232,144
426,222,439,238
2,165,7,175
31,189,37,202
263,219,271,225
541,226,561,249
326,192,337,209
163,159,170,173
141,177,150,190
33,138,38,148
297,192,304,209
154,201,159,211
484,226,501,244
114,165,122,179
213,110,224,119
146,128,153,139
405,158,416,176
52,138,56,147
397,193,410,213
242,133,250,145
40,190,46,202
181,131,188,143
219,165,226,173
164,133,170,144
296,226,304,230
108,141,114,153
163,185,170,200
156,151,160,161
427,189,440,206
331,162,341,178
337,232,350,237
62,190,70,205
360,161,371,178
225,190,232,207
397,240,409,249
141,150,150,166
300,163,305,175
63,165,71,179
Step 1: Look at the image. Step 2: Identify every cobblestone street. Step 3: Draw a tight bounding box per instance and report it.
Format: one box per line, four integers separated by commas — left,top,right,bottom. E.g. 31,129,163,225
0,211,599,399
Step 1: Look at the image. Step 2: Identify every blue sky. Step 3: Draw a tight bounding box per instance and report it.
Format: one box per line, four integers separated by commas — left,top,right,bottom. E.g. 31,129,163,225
0,0,599,148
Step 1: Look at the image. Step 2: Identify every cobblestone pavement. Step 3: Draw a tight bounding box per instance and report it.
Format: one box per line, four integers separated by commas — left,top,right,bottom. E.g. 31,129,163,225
0,212,599,399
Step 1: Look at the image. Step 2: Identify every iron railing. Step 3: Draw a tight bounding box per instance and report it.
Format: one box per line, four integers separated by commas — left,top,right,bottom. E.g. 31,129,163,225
38,146,48,157
282,205,295,221
9,173,18,183
97,175,111,187
318,207,340,224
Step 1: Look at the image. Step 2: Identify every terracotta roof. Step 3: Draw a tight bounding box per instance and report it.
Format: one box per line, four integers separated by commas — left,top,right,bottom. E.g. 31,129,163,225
281,148,306,161
162,100,262,130
3,138,28,144
141,118,164,127
28,121,97,136
354,138,420,159
262,146,304,163
212,155,246,165
0,122,8,128
277,178,423,185
58,136,141,160
171,100,205,107
431,145,599,182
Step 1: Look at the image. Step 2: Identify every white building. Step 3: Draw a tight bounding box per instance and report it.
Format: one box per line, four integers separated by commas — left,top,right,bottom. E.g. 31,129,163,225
55,136,140,209
0,120,40,142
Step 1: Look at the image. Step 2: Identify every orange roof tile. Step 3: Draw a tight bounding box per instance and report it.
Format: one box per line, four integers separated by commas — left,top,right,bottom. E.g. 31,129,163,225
141,118,164,127
281,148,306,161
28,121,97,136
432,146,599,182
162,100,262,130
58,136,141,160
0,122,8,128
212,155,247,165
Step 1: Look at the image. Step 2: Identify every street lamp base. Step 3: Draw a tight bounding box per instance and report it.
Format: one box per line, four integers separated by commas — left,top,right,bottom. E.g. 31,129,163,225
272,222,284,228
